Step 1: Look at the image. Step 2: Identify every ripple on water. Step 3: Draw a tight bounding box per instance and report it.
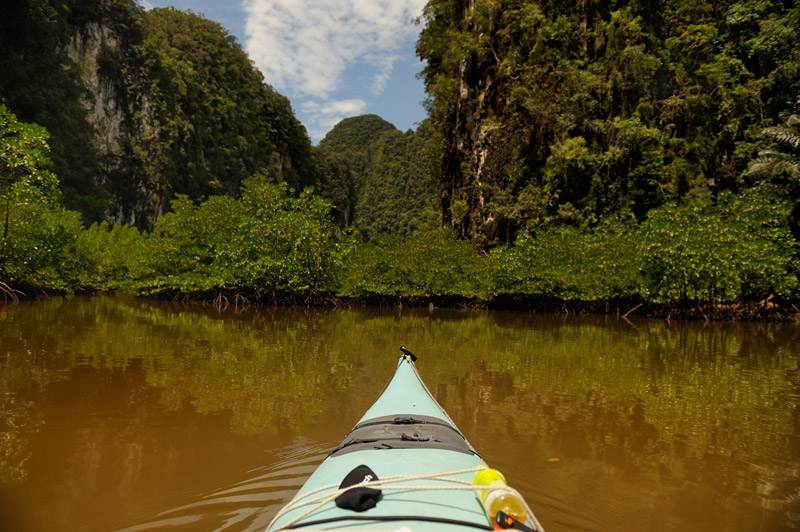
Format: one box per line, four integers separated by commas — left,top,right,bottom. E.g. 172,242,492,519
113,437,333,532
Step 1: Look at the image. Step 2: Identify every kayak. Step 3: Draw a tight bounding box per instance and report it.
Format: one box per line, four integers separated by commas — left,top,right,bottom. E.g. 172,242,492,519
266,348,545,532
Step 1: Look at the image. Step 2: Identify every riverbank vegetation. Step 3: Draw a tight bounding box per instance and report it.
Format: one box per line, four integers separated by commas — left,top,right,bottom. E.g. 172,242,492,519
1,100,795,317
1,0,800,319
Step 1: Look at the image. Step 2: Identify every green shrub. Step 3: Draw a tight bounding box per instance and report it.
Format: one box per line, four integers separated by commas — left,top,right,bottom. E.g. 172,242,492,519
488,224,641,300
73,221,149,291
339,230,489,299
228,176,355,292
134,175,353,294
1,203,87,291
638,191,797,302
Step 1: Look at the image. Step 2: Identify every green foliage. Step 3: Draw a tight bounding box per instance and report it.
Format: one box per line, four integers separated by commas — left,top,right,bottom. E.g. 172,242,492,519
0,105,70,290
136,176,353,294
1,0,798,312
355,129,436,241
1,203,86,291
133,8,314,211
228,176,354,292
73,221,149,291
0,0,106,222
310,147,358,228
339,230,489,299
746,113,800,182
319,116,435,241
638,191,797,302
318,115,397,175
0,2,314,227
140,194,238,292
417,0,800,245
0,105,59,208
489,224,641,300
0,106,117,293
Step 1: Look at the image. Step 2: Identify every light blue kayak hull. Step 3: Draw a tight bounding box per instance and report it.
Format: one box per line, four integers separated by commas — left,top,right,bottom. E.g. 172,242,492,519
266,352,541,532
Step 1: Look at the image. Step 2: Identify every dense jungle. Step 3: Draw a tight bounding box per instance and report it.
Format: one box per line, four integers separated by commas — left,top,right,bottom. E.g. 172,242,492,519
1,0,799,319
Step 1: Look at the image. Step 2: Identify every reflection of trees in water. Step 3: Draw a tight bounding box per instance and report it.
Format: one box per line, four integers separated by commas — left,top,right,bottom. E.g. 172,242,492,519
437,351,800,531
0,397,42,487
1,297,799,528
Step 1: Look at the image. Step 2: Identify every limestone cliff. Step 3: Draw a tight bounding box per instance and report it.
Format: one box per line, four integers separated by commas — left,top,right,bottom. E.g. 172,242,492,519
1,2,314,230
67,22,166,227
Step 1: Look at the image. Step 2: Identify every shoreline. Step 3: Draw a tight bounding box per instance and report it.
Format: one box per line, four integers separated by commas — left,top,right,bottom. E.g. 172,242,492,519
7,284,797,322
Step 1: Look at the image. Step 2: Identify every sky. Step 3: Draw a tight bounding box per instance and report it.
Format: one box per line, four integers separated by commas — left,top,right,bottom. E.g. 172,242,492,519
140,0,429,143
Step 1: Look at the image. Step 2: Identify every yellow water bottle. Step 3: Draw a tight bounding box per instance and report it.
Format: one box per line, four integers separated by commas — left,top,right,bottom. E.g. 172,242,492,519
473,468,528,525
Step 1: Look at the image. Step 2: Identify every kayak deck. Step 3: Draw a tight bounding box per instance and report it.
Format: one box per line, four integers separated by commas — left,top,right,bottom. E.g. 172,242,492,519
271,450,490,531
266,350,543,532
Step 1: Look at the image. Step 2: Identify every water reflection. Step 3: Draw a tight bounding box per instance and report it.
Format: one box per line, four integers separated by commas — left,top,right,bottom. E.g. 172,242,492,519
0,297,798,531
114,439,330,532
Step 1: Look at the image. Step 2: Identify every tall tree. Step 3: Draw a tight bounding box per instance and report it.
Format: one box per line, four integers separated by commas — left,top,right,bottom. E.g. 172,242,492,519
0,104,62,294
0,105,59,245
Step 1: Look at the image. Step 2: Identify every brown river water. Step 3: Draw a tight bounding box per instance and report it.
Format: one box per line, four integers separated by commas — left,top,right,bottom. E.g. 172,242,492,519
0,296,798,532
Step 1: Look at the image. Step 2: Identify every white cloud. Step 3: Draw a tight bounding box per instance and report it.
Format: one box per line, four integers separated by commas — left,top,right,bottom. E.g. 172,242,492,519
300,98,369,119
368,54,398,96
242,0,426,140
140,0,155,9
243,0,425,97
301,98,368,140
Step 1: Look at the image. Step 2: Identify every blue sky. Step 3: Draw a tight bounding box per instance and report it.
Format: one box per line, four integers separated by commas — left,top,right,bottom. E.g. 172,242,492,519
140,0,428,143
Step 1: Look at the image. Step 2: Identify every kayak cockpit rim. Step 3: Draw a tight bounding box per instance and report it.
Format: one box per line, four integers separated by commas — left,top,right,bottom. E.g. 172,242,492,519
328,414,478,457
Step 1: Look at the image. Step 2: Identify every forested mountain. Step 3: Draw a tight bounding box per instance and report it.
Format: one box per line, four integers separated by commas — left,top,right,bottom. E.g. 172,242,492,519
0,0,313,228
354,127,435,241
0,1,432,240
316,115,397,230
132,8,314,220
1,0,799,313
417,0,800,247
319,115,398,176
320,116,436,240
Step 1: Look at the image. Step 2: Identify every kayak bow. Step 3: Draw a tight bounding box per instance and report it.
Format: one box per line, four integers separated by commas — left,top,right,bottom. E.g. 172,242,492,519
266,348,545,532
